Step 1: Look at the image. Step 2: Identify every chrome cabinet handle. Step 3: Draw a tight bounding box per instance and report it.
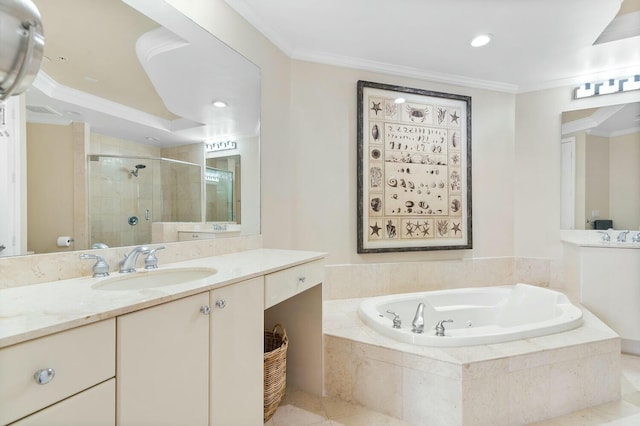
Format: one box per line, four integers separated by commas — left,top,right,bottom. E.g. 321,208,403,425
200,305,211,315
298,276,306,284
34,368,55,385
215,299,226,309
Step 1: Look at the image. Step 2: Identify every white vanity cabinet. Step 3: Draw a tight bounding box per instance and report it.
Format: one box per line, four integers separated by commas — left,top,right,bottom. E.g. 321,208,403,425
210,276,264,425
0,319,115,425
117,292,210,425
116,277,265,426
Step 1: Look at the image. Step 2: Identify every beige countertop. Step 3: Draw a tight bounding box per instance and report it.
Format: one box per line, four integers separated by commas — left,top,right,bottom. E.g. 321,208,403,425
0,248,326,348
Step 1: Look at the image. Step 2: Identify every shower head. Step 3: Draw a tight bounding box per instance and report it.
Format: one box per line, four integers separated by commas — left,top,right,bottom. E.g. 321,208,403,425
130,164,146,177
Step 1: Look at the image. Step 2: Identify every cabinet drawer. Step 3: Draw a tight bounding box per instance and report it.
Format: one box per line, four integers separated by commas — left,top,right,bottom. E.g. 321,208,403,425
264,260,324,309
0,319,116,425
10,379,115,426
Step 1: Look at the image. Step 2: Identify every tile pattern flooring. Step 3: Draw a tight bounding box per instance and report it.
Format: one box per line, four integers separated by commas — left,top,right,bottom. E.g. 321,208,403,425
265,354,640,426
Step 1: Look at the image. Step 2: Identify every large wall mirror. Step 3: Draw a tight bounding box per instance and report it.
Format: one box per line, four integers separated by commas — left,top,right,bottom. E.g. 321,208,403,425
7,0,260,257
561,101,640,230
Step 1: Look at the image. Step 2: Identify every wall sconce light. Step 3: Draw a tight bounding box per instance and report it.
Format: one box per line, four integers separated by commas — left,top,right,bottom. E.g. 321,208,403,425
205,140,236,152
574,74,640,99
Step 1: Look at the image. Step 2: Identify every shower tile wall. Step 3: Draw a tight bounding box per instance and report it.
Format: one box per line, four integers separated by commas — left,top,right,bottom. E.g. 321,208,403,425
159,161,202,222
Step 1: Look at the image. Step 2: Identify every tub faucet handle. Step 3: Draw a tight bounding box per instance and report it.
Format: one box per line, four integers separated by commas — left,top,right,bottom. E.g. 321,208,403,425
632,232,640,243
386,310,402,329
435,319,453,337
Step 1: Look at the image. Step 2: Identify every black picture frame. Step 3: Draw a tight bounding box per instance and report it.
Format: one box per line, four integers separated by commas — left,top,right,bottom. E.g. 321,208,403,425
357,80,472,253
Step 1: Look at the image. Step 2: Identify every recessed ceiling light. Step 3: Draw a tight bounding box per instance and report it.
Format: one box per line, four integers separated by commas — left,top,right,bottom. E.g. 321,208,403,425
470,34,492,47
212,101,227,108
145,136,159,142
394,97,406,104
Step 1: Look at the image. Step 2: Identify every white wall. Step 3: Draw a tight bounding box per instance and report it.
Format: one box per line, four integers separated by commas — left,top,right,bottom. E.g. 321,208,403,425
289,61,516,264
159,0,640,265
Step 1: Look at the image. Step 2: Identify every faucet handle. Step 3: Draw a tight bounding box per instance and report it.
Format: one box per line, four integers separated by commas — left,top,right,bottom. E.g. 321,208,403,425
80,254,110,277
597,230,611,242
144,246,166,270
435,319,453,337
617,230,630,242
632,232,640,243
386,310,402,329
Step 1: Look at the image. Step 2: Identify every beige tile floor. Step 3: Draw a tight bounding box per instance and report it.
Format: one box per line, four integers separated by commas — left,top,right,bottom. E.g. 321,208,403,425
265,354,640,426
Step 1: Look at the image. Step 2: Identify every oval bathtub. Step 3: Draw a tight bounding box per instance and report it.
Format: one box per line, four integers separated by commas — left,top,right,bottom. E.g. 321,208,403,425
357,283,583,347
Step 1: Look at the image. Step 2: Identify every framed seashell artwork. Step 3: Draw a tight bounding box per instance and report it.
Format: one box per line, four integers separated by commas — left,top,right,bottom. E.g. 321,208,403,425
357,80,472,252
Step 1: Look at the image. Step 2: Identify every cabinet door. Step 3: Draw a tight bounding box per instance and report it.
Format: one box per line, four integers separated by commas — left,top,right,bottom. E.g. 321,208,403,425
10,379,115,426
117,293,210,426
210,277,264,426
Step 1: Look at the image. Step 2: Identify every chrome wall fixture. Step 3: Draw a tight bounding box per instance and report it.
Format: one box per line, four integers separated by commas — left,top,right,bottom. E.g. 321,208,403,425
0,0,45,100
574,75,640,99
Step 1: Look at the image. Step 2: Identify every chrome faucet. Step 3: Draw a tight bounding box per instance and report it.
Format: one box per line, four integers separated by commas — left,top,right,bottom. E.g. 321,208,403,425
632,232,640,243
435,319,453,337
617,230,630,242
119,246,150,273
412,303,425,333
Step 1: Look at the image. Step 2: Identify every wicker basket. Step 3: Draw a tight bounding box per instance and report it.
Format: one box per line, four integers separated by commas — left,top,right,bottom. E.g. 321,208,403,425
263,324,288,422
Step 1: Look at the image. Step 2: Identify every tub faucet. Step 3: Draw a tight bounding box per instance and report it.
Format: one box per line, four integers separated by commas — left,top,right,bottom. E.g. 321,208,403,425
119,246,150,273
435,319,453,337
412,303,425,333
617,230,630,242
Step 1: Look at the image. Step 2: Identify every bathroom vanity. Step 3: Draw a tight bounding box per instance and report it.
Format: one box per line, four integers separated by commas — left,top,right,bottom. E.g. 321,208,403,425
0,249,325,425
562,233,640,354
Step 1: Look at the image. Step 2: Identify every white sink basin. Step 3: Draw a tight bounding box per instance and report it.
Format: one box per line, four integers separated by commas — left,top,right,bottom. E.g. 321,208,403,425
92,267,217,291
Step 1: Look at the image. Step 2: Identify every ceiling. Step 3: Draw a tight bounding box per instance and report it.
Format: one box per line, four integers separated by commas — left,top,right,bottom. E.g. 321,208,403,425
224,0,640,92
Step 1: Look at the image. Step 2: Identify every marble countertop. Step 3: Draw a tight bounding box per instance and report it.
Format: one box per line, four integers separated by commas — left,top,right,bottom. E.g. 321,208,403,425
0,248,325,349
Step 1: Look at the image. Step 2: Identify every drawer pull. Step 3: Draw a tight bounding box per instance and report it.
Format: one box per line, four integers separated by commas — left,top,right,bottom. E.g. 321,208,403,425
200,305,211,315
298,276,306,285
34,368,55,385
215,299,226,309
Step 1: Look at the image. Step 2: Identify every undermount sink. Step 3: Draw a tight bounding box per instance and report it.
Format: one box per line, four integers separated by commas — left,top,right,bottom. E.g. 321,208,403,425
92,267,217,291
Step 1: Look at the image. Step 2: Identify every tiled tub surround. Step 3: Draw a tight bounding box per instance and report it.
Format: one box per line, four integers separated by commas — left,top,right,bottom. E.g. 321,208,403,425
323,257,565,301
324,298,621,425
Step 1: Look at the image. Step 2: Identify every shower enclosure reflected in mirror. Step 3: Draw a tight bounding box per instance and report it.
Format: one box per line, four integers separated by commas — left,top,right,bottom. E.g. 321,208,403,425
5,0,261,256
560,101,640,230
88,155,202,250
206,155,240,223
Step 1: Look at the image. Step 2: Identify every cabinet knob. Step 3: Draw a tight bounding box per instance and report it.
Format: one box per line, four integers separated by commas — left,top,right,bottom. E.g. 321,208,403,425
298,276,306,284
34,368,55,385
200,305,211,315
215,299,226,309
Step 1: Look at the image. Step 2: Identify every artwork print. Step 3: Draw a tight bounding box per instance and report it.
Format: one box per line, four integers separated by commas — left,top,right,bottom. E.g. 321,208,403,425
357,81,472,252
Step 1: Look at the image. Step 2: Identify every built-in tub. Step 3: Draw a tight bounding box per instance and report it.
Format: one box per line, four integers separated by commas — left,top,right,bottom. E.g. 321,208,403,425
357,283,583,347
